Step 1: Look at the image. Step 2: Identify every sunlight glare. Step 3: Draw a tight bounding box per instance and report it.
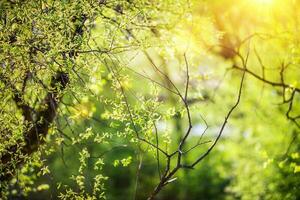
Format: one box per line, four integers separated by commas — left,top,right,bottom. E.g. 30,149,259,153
254,0,274,5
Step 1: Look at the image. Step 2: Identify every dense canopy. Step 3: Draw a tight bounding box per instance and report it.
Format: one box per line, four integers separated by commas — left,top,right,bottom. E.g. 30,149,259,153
0,0,299,199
